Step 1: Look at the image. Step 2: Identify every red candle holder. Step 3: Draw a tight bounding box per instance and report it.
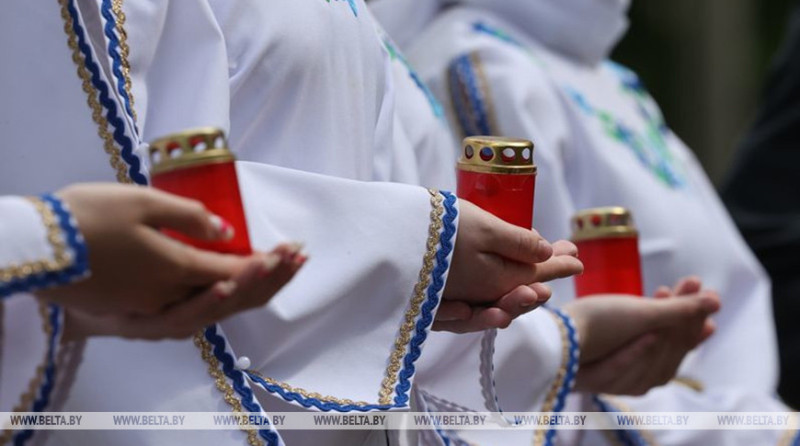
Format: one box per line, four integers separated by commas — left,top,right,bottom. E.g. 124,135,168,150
148,128,252,255
456,136,537,229
571,207,643,297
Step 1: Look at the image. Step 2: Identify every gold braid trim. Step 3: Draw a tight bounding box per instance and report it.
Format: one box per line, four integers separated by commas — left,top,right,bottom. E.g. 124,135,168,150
447,51,500,139
469,52,501,135
194,333,262,446
0,198,73,284
247,370,371,407
532,311,572,446
378,189,444,405
111,0,137,123
220,190,448,409
0,304,53,445
59,0,132,184
672,376,704,393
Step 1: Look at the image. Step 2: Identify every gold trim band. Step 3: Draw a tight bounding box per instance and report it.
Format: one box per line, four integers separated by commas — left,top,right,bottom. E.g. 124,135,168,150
59,0,132,184
0,304,54,444
194,333,262,446
532,311,573,446
378,189,445,405
0,198,73,284
111,0,137,123
247,370,371,407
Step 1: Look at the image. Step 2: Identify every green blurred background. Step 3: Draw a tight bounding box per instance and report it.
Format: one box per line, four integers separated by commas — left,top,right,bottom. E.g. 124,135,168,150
613,0,796,185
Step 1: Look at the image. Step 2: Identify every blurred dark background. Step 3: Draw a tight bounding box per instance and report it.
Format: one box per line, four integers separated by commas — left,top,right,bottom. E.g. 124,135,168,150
613,0,797,185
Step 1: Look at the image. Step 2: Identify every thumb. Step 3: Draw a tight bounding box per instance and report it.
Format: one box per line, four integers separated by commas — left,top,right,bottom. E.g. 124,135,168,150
648,291,721,329
486,216,553,263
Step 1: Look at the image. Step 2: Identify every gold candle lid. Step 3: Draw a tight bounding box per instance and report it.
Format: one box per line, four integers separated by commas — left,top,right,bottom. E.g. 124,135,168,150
457,136,537,174
149,127,235,175
571,207,638,241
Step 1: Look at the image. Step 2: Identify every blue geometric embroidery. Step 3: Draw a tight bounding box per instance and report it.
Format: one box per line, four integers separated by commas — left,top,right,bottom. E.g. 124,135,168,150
380,35,444,119
471,20,686,189
447,53,496,137
325,0,358,17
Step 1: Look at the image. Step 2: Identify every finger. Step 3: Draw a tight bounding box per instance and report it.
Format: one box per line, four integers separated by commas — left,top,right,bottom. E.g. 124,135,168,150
530,254,584,283
433,307,513,334
143,229,272,285
700,319,716,343
500,254,583,289
124,250,302,340
139,188,233,241
486,217,553,264
217,247,305,313
648,291,721,329
126,279,245,340
529,282,553,303
673,276,702,296
435,302,473,323
493,284,543,317
653,286,672,299
552,240,578,258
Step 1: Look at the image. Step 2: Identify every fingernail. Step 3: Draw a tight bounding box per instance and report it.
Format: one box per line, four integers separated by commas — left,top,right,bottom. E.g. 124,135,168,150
209,215,235,240
520,300,539,309
215,281,237,300
538,239,552,253
260,253,281,277
282,242,305,262
293,252,309,267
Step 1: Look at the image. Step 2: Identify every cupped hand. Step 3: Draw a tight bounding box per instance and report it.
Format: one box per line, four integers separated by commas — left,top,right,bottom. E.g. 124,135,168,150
62,244,306,341
37,183,262,316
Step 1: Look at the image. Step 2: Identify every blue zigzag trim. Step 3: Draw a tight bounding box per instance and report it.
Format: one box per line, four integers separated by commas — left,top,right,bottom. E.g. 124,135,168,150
13,305,62,446
99,0,137,132
204,325,282,446
394,190,457,405
544,306,580,446
0,195,90,298
246,372,394,412
67,0,147,185
245,191,457,411
592,396,648,446
447,54,494,137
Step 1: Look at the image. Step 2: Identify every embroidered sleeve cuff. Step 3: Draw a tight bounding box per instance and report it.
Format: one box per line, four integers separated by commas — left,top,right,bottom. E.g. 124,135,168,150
0,195,89,298
197,189,459,414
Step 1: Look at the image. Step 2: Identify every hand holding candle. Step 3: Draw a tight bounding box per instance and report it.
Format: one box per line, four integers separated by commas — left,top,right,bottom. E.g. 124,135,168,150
148,128,252,255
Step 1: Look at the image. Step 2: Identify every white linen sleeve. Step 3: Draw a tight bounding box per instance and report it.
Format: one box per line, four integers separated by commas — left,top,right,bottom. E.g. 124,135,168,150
409,307,579,446
220,161,457,410
0,197,72,443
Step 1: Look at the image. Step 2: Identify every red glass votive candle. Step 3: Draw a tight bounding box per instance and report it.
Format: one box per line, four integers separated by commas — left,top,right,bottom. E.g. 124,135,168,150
456,136,537,229
571,207,643,297
149,128,252,255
